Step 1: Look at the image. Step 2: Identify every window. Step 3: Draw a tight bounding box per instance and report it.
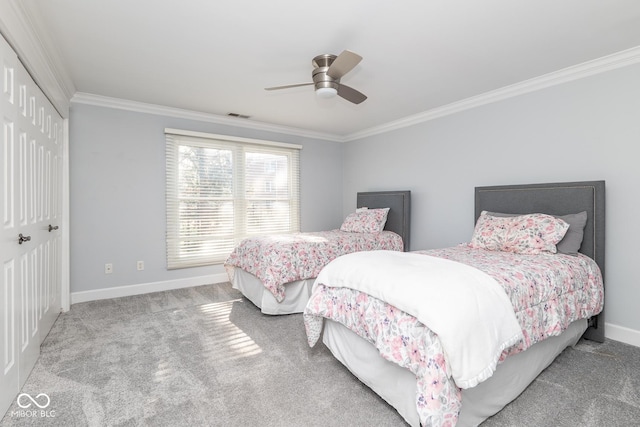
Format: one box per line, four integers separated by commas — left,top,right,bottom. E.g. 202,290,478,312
165,129,301,269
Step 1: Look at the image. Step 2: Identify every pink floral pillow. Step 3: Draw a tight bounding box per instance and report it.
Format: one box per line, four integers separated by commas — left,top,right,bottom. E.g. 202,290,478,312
469,211,569,254
340,208,390,233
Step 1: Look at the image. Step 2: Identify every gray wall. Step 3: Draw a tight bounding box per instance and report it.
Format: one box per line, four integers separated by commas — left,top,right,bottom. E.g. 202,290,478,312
343,63,640,335
69,104,344,293
70,62,640,338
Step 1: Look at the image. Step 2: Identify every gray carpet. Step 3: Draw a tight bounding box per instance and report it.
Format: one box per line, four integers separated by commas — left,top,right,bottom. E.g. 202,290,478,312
2,283,639,426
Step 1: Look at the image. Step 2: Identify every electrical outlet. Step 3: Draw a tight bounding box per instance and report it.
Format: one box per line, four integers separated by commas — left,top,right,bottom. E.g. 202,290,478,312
105,263,113,274
137,261,144,271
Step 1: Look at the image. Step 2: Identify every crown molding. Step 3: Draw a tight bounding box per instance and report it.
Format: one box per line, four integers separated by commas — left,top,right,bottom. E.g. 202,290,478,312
71,92,345,143
69,44,640,143
346,45,640,141
73,37,640,144
0,0,75,117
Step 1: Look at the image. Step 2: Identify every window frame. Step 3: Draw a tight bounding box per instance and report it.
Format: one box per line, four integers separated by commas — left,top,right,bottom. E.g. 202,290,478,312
165,128,301,269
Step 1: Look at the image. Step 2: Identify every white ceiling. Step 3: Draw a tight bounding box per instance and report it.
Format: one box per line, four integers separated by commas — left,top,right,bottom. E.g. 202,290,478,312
22,0,640,139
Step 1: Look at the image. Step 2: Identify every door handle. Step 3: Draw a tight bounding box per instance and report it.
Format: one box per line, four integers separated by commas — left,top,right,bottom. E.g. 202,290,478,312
18,233,31,244
48,224,59,232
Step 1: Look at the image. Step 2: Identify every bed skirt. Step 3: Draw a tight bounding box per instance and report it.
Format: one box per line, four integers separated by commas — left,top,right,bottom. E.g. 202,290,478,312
232,268,314,315
322,317,587,427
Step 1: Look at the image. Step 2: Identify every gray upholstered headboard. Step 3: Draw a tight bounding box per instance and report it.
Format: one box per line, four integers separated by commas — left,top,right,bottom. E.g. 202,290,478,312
474,181,605,342
357,191,411,252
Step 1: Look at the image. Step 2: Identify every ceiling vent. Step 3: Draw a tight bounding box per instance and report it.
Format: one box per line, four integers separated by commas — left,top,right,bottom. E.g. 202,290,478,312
227,112,251,119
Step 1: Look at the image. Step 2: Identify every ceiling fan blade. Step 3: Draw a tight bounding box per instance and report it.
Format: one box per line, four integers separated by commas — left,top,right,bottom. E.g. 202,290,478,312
337,84,367,104
327,50,362,79
265,82,313,91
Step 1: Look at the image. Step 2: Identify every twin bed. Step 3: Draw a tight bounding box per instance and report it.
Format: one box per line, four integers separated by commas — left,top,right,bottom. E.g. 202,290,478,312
304,181,605,426
225,181,605,426
225,190,411,314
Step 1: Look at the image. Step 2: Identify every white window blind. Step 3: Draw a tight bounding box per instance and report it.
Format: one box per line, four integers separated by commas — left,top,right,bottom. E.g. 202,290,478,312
165,129,301,269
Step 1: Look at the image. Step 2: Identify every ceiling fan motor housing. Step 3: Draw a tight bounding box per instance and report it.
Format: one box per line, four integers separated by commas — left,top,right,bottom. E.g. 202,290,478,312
312,54,339,91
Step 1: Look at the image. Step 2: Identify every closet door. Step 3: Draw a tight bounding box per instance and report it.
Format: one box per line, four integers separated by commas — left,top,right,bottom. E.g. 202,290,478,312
1,32,22,417
0,33,63,418
16,50,64,346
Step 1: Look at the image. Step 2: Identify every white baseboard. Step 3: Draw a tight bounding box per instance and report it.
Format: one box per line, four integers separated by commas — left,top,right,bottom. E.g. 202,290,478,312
605,322,640,348
70,273,229,305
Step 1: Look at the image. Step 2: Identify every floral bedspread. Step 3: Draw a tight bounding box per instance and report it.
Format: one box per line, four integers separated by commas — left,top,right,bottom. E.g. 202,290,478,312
303,245,604,427
224,230,403,302
420,246,604,355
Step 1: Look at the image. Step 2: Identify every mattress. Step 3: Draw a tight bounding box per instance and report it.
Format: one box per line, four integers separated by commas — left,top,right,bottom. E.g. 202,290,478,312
322,318,587,427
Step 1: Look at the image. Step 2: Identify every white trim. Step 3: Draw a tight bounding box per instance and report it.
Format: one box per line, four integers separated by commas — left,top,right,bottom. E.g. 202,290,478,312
0,0,74,117
71,92,344,142
60,118,71,311
70,273,229,305
70,46,640,143
345,45,640,141
605,322,640,349
164,128,303,150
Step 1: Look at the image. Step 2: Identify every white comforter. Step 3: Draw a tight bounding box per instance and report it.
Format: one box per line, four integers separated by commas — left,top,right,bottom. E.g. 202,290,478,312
314,250,523,388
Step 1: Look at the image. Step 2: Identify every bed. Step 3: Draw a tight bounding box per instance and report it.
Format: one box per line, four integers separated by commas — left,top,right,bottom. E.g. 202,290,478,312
224,190,411,315
303,181,605,427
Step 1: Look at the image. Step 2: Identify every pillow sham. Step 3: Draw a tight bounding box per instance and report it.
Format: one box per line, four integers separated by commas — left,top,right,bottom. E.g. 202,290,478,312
487,211,587,255
340,208,390,233
469,211,569,254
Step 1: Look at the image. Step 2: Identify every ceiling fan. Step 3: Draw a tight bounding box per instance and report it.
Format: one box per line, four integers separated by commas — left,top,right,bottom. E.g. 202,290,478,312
265,50,367,104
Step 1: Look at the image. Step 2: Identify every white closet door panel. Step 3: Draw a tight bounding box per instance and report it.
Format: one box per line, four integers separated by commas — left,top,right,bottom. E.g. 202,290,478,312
18,247,38,384
1,32,22,419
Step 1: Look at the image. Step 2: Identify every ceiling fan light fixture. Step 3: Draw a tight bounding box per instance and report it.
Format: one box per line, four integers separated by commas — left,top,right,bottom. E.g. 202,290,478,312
316,87,338,99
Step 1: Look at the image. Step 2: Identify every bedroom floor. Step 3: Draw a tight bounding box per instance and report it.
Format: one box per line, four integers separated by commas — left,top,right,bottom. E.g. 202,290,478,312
2,282,639,426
